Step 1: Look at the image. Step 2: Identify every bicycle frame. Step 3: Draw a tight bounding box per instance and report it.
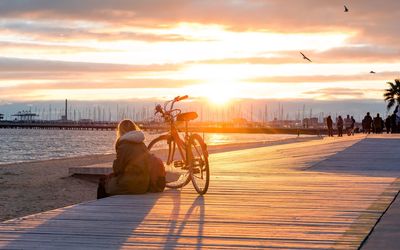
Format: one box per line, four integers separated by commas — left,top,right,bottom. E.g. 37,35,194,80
158,96,190,166
166,120,191,166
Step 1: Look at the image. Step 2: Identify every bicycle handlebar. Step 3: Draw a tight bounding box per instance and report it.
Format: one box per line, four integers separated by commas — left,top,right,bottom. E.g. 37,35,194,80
155,95,189,121
175,95,188,102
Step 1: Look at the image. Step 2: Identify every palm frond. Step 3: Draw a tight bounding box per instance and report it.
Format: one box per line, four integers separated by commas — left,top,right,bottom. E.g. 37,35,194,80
384,79,400,111
387,99,395,110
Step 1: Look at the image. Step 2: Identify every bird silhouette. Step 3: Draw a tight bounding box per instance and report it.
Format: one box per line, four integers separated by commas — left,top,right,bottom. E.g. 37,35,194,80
370,71,376,74
300,52,312,62
344,5,349,12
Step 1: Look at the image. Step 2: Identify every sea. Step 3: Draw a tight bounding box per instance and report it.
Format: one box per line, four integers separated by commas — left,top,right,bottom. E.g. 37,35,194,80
0,129,308,164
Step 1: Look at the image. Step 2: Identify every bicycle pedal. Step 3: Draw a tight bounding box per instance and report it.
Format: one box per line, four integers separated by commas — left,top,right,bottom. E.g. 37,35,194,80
173,160,184,168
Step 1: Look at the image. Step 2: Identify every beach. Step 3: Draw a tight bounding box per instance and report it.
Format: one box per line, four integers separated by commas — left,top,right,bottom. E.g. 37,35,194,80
0,154,114,221
0,135,319,222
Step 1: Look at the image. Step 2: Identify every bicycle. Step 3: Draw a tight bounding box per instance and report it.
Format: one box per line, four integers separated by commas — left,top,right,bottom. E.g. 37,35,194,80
147,95,210,195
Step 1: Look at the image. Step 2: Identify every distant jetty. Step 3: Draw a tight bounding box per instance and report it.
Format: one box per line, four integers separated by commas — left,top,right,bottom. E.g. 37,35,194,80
0,120,326,135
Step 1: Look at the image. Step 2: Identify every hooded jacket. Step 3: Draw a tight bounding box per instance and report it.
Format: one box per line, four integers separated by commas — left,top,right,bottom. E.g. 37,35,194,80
105,131,150,195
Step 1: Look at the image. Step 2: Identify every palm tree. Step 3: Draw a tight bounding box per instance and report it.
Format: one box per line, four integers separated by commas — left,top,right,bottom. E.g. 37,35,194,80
384,79,400,111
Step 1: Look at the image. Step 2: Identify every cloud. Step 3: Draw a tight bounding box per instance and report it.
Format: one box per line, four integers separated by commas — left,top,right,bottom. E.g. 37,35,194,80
0,57,181,73
193,44,400,65
248,71,400,83
0,20,204,43
0,41,105,54
1,1,399,36
302,87,374,100
0,1,399,104
0,79,198,91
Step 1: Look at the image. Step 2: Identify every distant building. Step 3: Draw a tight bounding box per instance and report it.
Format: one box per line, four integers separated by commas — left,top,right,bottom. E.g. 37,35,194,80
12,111,38,121
78,119,93,124
231,118,248,127
268,119,302,128
61,99,68,121
302,117,319,128
0,113,4,120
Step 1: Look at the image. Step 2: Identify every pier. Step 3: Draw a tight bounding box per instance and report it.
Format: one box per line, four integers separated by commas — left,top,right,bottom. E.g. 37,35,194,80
0,121,327,135
1,134,400,249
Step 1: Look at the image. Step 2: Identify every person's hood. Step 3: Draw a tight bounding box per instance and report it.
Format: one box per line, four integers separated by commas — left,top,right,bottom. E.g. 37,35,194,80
119,130,145,144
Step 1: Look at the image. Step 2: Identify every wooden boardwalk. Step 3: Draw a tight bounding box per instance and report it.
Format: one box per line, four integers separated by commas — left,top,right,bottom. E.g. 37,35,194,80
1,134,400,249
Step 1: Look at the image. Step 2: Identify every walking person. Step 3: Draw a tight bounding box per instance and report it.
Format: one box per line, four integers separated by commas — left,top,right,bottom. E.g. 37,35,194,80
363,112,373,134
344,115,352,136
350,116,356,135
361,118,366,133
395,105,400,133
373,113,383,134
337,116,344,137
326,115,334,137
385,115,392,134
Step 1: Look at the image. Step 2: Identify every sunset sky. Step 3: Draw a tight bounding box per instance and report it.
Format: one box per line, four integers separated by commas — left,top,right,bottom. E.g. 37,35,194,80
0,0,399,106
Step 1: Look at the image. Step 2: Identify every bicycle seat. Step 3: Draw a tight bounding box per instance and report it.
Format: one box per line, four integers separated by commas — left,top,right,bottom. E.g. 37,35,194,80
177,112,198,122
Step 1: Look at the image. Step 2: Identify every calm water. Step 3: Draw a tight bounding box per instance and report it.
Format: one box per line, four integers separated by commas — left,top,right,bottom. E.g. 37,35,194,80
0,129,306,164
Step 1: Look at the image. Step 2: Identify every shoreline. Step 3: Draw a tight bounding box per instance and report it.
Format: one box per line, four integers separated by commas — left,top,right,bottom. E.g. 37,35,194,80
0,135,321,222
0,135,317,167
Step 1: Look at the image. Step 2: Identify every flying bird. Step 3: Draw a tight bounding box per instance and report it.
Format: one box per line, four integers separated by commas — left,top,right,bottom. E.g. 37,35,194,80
344,5,349,12
370,71,376,74
300,52,312,62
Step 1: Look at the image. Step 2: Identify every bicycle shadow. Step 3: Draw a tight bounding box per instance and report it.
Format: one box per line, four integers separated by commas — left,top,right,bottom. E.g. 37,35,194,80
164,192,206,249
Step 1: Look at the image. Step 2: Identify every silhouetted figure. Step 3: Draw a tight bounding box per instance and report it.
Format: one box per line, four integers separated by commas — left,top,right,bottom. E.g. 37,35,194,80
344,5,349,12
393,105,400,133
361,118,366,133
300,52,312,62
337,116,344,137
344,114,352,136
370,71,376,74
385,115,392,134
351,116,356,135
363,112,373,134
326,115,333,137
373,113,383,134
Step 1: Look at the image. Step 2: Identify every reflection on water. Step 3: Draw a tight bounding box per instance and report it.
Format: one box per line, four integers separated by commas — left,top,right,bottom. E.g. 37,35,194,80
0,129,308,164
204,133,303,145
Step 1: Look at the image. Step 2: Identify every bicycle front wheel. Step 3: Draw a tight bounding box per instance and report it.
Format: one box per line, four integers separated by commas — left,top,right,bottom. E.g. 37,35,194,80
189,134,210,195
148,135,191,189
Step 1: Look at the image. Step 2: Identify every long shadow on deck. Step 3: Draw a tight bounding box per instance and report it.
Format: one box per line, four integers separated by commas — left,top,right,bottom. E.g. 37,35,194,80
306,137,400,177
2,190,205,249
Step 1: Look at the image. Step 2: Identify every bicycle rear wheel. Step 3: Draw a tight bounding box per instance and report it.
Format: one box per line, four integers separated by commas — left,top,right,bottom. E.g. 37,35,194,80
147,135,190,189
189,134,210,195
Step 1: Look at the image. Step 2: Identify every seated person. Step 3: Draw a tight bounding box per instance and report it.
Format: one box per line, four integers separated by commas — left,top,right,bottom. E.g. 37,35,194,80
97,119,149,199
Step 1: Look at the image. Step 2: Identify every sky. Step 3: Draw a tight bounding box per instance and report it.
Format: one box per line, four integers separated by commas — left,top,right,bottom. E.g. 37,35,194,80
0,0,399,111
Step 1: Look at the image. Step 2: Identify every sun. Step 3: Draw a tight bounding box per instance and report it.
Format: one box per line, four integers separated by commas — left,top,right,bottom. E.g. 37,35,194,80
196,82,238,105
208,90,232,105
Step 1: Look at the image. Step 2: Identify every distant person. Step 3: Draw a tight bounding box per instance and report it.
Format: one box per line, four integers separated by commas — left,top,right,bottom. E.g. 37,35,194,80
337,116,344,137
373,114,383,134
363,112,373,134
326,115,334,137
344,115,352,136
350,116,356,135
396,105,400,133
97,119,150,199
361,118,366,133
385,115,392,134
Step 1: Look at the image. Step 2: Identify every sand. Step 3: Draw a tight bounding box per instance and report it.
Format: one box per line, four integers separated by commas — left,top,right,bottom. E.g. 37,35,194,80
0,136,320,222
0,154,115,221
